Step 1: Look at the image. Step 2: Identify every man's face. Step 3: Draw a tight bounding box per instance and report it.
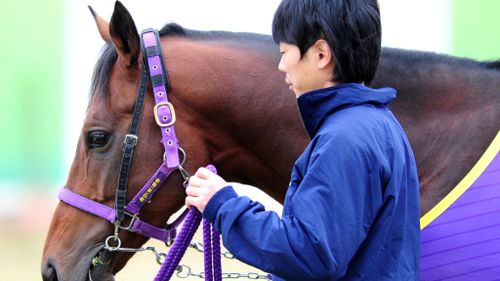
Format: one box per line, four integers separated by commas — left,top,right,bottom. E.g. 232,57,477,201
278,42,326,98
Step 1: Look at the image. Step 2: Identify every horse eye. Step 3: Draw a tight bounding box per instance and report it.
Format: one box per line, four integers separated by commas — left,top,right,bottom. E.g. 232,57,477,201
87,131,111,149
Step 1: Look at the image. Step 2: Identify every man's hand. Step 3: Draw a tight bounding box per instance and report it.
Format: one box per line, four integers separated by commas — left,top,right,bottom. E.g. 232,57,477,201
185,167,228,213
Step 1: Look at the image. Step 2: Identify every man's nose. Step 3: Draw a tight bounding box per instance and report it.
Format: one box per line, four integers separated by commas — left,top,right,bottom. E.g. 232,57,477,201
277,57,286,72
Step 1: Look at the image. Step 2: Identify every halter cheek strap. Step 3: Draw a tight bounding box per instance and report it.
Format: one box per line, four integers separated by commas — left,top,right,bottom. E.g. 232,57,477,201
58,28,186,244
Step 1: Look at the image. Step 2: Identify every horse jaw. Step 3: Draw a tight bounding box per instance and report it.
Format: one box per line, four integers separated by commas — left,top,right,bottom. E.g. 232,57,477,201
41,201,109,281
41,202,148,281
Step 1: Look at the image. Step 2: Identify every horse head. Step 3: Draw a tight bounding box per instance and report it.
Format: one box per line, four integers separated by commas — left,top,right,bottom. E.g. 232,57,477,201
41,2,204,280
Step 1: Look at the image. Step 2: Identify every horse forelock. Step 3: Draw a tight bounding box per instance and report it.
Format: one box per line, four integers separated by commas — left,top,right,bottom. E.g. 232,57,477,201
90,43,118,103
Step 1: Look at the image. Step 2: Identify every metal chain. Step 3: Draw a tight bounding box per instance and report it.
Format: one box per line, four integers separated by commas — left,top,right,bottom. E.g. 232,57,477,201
102,238,269,279
176,264,271,280
189,240,235,259
103,241,167,265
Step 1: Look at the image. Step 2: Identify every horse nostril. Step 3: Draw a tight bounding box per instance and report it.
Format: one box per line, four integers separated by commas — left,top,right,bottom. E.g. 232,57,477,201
42,262,58,281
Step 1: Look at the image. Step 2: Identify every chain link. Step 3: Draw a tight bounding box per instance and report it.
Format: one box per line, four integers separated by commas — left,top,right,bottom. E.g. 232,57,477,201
176,264,271,280
188,240,234,259
103,243,167,265
103,239,268,279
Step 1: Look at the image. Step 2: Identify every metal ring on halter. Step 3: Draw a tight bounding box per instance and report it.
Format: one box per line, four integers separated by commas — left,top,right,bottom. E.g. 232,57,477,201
104,236,122,251
163,147,187,165
178,147,187,166
117,212,138,230
176,147,191,185
165,238,174,247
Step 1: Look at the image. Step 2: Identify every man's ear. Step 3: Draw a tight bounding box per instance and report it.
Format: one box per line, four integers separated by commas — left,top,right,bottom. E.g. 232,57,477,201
88,6,111,42
109,1,140,67
314,39,334,69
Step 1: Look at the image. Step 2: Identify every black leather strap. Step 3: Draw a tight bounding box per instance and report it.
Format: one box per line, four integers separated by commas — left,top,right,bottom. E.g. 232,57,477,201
115,66,148,222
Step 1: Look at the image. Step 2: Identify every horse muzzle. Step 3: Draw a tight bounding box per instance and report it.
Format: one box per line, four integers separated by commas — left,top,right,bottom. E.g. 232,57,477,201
42,257,58,281
42,246,114,281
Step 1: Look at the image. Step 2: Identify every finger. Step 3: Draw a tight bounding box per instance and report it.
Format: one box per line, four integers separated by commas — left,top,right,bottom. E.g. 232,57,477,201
185,186,206,197
185,196,202,212
188,176,207,188
185,196,195,209
194,167,214,179
185,185,201,197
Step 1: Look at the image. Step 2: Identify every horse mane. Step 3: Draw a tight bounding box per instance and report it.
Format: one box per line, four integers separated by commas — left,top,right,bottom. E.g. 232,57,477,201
89,23,272,101
482,60,500,70
382,47,500,71
90,23,499,102
158,22,271,43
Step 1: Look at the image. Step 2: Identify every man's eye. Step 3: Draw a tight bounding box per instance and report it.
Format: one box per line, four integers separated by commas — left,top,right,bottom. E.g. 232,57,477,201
86,131,111,148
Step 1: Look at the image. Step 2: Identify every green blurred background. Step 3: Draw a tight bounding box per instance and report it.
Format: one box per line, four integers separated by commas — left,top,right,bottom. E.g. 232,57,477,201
1,1,64,188
0,0,499,280
453,0,500,60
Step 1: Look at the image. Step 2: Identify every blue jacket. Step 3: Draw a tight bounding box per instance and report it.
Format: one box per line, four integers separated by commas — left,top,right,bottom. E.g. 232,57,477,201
204,83,420,280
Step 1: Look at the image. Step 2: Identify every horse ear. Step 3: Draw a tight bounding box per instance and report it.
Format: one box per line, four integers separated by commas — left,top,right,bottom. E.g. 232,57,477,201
88,6,111,42
109,1,140,67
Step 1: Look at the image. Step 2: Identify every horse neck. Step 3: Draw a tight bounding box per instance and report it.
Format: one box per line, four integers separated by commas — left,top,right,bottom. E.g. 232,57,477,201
373,49,500,213
163,37,308,202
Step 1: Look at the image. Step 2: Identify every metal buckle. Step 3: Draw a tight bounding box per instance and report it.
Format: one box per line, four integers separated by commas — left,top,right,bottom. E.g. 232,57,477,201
124,134,138,146
153,102,176,127
118,212,138,230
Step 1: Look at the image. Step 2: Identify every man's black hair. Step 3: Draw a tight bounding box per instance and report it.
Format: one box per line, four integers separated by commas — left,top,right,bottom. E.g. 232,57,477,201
272,0,381,84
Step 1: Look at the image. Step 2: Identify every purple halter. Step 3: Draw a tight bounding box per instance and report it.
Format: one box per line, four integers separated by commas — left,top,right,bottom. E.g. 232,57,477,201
58,28,222,281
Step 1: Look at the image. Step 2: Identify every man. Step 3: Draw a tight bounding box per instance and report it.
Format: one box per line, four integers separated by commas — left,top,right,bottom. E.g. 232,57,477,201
185,0,420,280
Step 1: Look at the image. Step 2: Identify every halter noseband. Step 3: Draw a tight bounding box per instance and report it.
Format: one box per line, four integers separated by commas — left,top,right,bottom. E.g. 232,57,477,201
59,28,188,244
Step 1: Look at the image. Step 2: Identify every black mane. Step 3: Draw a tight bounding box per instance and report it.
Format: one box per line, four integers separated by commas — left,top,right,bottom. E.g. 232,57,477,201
382,47,500,70
90,43,117,101
159,22,271,42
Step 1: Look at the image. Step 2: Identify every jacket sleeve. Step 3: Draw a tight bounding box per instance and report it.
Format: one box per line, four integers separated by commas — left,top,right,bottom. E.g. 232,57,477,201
203,134,384,280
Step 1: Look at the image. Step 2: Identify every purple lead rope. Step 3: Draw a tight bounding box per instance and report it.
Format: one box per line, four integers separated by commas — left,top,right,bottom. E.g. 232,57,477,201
211,224,222,279
154,207,201,281
203,219,213,281
202,218,222,281
154,165,222,281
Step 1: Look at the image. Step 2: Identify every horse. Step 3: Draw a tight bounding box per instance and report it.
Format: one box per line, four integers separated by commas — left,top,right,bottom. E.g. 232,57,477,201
42,2,500,280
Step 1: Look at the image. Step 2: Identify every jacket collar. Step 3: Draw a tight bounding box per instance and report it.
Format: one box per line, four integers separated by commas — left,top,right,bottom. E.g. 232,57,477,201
297,83,396,138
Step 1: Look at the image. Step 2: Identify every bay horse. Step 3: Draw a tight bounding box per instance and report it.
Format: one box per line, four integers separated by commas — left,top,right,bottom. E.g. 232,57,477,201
42,2,500,280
